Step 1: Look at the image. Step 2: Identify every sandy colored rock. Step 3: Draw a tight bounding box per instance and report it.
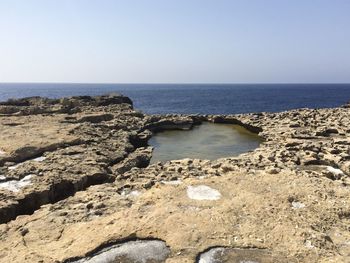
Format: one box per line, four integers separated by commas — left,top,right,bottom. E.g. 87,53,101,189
0,114,80,163
0,94,349,262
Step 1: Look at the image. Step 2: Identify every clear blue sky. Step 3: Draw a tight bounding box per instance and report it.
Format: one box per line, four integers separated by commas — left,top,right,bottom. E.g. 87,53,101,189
0,0,349,83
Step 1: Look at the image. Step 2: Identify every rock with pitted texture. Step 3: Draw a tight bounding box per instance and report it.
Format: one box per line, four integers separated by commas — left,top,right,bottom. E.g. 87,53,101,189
0,94,350,262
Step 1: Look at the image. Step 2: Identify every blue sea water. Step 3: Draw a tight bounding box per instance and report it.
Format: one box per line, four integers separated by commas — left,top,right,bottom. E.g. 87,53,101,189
0,83,349,115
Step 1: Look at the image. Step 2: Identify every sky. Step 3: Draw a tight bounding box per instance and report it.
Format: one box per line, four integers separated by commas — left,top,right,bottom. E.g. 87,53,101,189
0,0,349,83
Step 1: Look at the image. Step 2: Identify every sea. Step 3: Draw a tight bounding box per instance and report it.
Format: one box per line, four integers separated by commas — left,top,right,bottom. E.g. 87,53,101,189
0,83,349,115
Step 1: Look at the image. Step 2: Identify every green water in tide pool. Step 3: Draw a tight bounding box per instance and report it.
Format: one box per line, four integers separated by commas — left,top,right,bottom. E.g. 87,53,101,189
149,122,263,163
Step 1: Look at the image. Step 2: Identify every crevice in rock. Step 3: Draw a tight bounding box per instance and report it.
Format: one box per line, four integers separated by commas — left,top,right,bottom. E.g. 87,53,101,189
0,172,115,224
0,94,145,224
303,159,331,166
0,135,152,224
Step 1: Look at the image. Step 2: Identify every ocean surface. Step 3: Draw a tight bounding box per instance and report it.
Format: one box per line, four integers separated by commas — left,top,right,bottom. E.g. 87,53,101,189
0,83,350,114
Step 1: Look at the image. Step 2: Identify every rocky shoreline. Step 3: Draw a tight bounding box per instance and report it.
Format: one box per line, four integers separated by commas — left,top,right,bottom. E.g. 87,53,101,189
0,94,349,262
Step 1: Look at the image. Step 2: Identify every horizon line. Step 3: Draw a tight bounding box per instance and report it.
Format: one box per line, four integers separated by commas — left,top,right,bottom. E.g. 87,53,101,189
1,82,350,85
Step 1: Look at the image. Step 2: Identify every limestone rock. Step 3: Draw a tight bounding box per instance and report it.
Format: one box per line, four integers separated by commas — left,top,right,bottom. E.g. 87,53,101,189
0,94,349,262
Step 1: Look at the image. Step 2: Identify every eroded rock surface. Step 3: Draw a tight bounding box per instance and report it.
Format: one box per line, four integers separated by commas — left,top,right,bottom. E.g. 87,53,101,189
0,94,350,262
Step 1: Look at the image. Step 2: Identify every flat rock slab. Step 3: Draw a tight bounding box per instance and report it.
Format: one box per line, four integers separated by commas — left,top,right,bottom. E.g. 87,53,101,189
0,114,79,162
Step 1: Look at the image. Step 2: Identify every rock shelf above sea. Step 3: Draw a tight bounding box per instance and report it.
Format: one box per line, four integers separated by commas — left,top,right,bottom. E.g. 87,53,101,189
0,94,350,262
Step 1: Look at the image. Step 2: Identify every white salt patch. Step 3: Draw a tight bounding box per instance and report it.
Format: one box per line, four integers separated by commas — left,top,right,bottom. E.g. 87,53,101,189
198,247,226,263
121,190,141,198
326,166,344,176
161,180,182,185
305,240,314,249
187,185,222,201
129,190,141,197
292,201,305,209
0,174,34,192
7,156,46,171
72,240,170,263
33,156,46,162
8,164,21,170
